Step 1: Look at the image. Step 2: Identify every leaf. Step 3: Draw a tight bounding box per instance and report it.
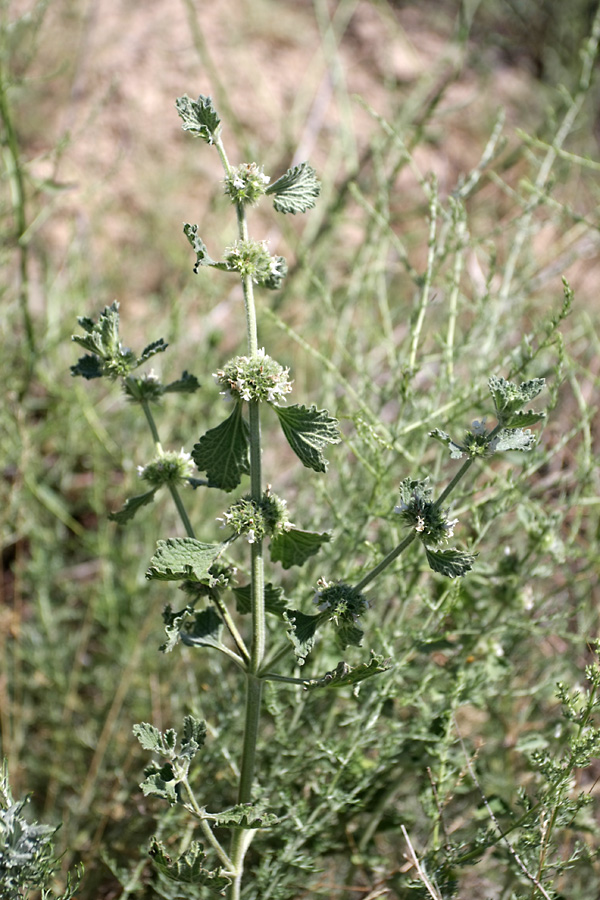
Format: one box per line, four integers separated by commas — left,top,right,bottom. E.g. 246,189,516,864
146,538,226,583
180,715,207,759
284,609,322,665
164,370,201,393
159,604,194,653
488,375,545,422
192,404,250,492
108,489,157,524
183,223,228,274
180,607,225,652
210,803,280,829
150,838,231,893
304,654,393,691
70,354,104,379
139,339,168,363
140,764,180,804
499,410,547,429
233,583,288,617
273,404,340,472
175,94,222,144
429,428,465,459
133,722,178,757
269,528,330,569
492,427,538,453
334,619,364,651
266,162,321,214
424,546,477,578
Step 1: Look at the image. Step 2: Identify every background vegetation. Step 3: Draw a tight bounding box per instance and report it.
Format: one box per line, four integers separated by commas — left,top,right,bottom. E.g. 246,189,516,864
1,0,600,897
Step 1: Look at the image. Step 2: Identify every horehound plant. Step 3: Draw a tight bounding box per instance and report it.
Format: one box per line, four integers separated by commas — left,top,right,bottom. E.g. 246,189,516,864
70,96,551,899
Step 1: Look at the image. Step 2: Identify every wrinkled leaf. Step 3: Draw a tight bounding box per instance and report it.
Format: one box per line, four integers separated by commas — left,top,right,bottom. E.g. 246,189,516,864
269,528,330,569
164,370,201,393
284,609,322,665
233,583,288,617
266,162,321,214
176,94,222,144
424,546,477,578
193,404,250,492
304,654,393,690
429,428,465,459
210,803,279,829
492,427,538,452
273,404,340,472
108,489,157,525
150,838,231,893
140,764,180,804
180,607,225,652
146,538,226,583
133,722,178,757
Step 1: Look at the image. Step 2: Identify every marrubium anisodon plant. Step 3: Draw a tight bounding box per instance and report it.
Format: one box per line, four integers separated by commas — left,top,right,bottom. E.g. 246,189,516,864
70,93,548,898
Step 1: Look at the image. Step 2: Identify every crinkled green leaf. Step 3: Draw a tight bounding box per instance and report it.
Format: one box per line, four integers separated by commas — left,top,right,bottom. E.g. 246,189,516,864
269,528,330,569
164,370,201,393
180,715,207,759
266,162,321,214
488,375,545,423
70,354,104,379
183,224,228,274
304,654,393,691
429,428,465,459
398,476,434,506
499,410,546,429
139,338,168,363
424,546,477,577
146,538,226,583
192,403,250,492
233,583,288,617
108,489,158,525
150,838,231,893
159,604,194,653
71,301,166,379
273,404,340,472
176,94,222,144
334,619,364,651
492,427,538,453
133,722,178,757
210,803,280,829
140,764,180,804
284,609,322,665
179,607,225,652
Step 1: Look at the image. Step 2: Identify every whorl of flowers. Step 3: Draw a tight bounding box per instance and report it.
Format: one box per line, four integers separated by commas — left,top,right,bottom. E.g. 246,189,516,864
313,578,369,623
223,239,287,289
138,448,194,487
218,490,293,544
214,349,293,405
224,162,270,205
394,478,458,547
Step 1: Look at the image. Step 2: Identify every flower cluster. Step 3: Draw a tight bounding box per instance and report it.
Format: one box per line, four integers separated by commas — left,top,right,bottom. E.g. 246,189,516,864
394,478,458,547
218,490,293,544
223,239,287,288
224,162,270,205
138,449,194,487
124,370,164,403
214,349,293,405
218,498,265,544
313,578,369,623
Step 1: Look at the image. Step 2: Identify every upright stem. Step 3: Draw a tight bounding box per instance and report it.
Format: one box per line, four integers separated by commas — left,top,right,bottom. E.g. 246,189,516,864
225,200,267,898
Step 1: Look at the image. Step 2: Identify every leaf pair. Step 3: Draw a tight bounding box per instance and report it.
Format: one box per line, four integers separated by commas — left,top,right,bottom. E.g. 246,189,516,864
193,402,341,493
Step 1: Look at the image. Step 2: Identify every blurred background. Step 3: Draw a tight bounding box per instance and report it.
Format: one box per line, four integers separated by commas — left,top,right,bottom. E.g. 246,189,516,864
2,1,600,897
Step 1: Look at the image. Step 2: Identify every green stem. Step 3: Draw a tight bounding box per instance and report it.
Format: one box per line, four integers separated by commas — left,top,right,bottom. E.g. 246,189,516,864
408,175,438,373
180,773,234,871
354,532,417,593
